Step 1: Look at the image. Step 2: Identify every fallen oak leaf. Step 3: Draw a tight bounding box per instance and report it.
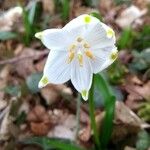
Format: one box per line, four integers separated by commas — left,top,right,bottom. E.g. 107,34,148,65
27,105,52,136
116,5,147,28
112,102,150,143
30,122,50,136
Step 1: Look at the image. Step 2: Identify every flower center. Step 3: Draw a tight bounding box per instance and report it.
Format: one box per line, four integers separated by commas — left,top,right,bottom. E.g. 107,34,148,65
67,36,94,66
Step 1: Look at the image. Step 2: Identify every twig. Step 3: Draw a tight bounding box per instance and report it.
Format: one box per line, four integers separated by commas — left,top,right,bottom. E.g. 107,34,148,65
75,94,81,140
0,106,9,121
0,50,49,65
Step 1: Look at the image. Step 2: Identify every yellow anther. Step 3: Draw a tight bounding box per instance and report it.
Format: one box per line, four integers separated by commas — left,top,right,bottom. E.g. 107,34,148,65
83,43,90,48
84,15,91,23
106,28,114,38
41,76,49,85
77,37,83,42
85,50,94,59
110,50,118,60
77,53,83,67
35,32,43,40
67,50,75,63
69,44,76,50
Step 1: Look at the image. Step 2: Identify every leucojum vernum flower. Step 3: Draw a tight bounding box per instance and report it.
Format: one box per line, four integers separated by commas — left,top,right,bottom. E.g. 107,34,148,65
35,14,117,101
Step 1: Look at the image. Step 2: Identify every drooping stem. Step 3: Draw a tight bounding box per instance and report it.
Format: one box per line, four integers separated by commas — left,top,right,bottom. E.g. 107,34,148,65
89,77,101,149
75,94,81,140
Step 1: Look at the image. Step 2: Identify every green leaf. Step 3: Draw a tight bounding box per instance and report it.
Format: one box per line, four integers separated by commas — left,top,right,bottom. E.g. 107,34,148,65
16,111,26,126
0,31,17,41
132,25,150,50
28,1,42,25
129,49,150,72
114,0,131,5
28,1,38,25
136,130,150,150
62,0,70,21
22,1,42,46
26,73,42,93
90,12,102,21
94,74,116,149
3,85,21,97
117,28,133,50
107,61,127,84
89,79,101,149
85,0,99,7
23,137,85,150
22,7,32,45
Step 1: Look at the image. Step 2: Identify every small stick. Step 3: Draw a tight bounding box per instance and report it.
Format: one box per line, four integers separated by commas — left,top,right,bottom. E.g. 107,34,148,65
0,50,49,65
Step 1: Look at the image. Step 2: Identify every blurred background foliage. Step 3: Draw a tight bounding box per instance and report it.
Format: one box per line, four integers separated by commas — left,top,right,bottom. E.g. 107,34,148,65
0,0,150,150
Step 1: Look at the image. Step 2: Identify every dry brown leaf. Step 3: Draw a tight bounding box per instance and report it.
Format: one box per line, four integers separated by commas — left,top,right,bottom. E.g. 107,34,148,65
74,6,98,17
48,124,76,140
124,76,150,110
34,58,46,72
48,114,76,140
42,0,55,14
112,101,150,143
119,50,132,65
124,146,136,150
41,84,72,105
14,44,24,55
14,48,46,78
0,65,11,100
80,109,89,124
79,111,104,142
133,81,150,100
125,92,143,110
41,85,61,105
0,100,7,111
30,122,50,136
47,109,76,140
27,105,52,136
99,0,115,14
14,48,36,77
116,5,147,28
0,109,11,140
79,125,91,142
0,98,18,140
133,0,150,9
115,101,145,127
27,105,50,123
0,6,22,31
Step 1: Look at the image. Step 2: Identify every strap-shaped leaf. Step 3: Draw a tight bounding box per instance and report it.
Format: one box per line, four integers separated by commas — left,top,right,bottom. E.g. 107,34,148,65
23,137,85,150
89,78,101,149
94,74,116,149
0,31,17,41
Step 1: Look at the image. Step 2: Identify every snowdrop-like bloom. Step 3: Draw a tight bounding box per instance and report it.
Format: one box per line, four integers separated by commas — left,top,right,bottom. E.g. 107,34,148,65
35,14,117,101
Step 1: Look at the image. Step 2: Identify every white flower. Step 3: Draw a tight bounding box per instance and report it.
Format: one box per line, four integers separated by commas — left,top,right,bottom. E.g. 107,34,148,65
35,14,117,101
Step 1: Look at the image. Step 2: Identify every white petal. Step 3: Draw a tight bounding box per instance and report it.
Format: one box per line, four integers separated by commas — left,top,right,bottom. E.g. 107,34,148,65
39,50,71,88
63,14,100,31
71,57,93,100
101,23,116,41
85,22,116,49
66,25,87,43
40,29,70,51
91,46,118,73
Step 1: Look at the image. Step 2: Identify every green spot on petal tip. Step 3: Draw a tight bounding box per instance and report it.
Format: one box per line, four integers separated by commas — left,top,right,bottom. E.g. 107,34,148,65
35,32,43,40
84,15,91,23
81,90,88,101
38,76,49,88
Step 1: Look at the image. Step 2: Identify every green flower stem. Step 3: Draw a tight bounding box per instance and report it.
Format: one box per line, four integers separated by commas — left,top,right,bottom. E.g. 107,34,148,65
75,94,81,140
89,77,101,149
94,74,116,148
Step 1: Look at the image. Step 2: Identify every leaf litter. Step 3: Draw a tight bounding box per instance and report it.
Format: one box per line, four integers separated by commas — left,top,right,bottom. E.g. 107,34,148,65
0,0,150,149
